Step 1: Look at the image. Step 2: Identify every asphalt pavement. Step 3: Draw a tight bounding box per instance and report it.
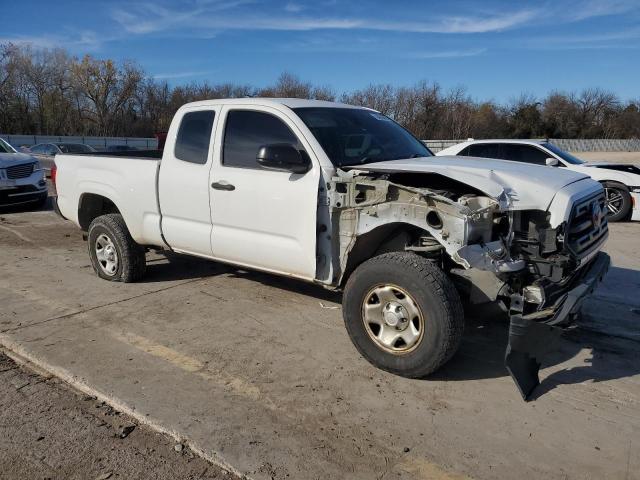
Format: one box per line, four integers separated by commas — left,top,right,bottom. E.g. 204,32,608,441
0,199,639,480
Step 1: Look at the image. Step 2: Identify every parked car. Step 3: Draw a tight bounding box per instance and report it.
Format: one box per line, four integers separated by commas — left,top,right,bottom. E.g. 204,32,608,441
53,99,610,399
29,143,96,174
437,139,640,222
0,137,48,208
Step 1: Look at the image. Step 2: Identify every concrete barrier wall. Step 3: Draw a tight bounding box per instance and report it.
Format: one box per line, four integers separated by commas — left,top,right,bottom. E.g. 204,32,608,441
0,134,158,150
2,134,638,154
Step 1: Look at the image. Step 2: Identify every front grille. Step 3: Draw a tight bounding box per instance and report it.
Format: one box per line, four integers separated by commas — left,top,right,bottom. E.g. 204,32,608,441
566,191,608,258
6,162,35,179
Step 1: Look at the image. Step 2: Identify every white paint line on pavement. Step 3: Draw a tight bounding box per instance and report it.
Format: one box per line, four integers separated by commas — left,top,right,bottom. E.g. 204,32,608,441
110,330,275,408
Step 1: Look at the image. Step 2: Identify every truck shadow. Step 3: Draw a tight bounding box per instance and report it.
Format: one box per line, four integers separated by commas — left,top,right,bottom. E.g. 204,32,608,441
432,266,640,396
143,252,234,282
143,252,640,396
432,308,640,397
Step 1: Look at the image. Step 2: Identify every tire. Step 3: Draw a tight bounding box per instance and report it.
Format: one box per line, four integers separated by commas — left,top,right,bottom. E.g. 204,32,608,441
342,252,464,378
603,181,631,222
87,214,146,282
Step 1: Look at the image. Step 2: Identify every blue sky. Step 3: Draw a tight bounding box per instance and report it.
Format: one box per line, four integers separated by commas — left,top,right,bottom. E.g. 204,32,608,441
2,0,640,101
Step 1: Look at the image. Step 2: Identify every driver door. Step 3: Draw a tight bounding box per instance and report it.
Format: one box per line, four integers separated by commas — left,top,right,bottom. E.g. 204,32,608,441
208,105,320,279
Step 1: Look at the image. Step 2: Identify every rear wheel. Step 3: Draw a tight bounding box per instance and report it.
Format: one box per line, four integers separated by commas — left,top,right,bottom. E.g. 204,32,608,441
87,214,146,282
603,181,631,222
342,252,464,378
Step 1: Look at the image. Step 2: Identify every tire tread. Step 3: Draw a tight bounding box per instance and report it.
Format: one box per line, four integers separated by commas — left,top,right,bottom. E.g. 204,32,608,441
88,214,146,283
343,252,464,378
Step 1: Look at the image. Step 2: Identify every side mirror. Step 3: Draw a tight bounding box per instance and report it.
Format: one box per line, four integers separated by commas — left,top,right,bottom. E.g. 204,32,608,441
545,157,559,166
256,144,310,174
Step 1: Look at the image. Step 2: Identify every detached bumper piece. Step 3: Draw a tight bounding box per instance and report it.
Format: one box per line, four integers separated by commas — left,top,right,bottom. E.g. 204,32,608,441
505,252,611,400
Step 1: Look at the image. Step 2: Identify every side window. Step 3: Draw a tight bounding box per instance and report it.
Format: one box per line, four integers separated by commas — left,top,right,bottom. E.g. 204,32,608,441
223,110,301,169
30,144,45,154
458,146,472,156
174,110,215,165
468,143,503,159
503,145,548,165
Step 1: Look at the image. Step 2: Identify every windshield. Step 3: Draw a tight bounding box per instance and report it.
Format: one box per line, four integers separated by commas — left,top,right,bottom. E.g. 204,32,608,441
542,142,585,165
0,138,17,154
293,107,432,167
58,143,94,153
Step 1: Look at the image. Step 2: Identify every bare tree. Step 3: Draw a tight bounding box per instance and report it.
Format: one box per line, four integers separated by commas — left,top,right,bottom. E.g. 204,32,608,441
71,55,143,135
1,42,637,141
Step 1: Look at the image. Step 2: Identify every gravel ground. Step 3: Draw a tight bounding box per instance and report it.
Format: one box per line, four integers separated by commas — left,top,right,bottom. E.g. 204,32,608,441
0,352,236,480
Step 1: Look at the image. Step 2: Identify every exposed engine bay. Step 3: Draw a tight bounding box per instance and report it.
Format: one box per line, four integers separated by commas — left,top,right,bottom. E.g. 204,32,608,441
322,168,610,398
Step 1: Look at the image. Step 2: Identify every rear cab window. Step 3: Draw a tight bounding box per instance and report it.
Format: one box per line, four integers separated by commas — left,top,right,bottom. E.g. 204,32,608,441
174,110,216,164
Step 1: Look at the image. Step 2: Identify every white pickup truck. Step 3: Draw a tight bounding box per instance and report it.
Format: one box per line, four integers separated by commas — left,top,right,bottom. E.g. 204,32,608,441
54,99,610,399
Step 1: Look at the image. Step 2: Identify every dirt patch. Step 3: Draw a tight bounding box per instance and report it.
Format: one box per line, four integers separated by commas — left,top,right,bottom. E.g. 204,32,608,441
0,352,236,480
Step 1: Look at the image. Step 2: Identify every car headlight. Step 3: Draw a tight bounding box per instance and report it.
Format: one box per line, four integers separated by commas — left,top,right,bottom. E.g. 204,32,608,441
0,169,5,180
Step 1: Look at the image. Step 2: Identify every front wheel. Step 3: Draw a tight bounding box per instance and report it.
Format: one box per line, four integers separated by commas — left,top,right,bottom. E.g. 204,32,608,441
87,214,146,282
342,252,464,378
603,181,631,222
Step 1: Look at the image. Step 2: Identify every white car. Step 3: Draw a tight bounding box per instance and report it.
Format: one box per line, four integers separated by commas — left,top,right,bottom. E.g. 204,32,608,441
54,98,610,399
437,139,640,222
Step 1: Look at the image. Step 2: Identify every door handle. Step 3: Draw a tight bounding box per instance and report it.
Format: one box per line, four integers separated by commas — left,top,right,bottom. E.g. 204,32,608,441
211,181,235,191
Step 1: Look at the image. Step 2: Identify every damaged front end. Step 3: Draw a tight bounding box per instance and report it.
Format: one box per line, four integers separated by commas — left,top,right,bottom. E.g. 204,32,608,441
324,169,610,399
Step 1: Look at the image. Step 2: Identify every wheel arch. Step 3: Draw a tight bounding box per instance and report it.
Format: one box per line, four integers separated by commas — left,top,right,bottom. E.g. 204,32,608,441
340,222,433,287
78,193,122,231
599,179,629,188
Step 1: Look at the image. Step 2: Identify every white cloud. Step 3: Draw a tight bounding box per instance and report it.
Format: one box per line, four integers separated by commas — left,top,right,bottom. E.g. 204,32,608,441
0,31,104,51
529,26,640,50
284,2,303,13
110,4,538,35
564,0,640,21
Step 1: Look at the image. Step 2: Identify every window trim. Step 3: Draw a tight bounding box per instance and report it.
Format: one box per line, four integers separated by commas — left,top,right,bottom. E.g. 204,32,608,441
173,109,216,166
221,108,305,171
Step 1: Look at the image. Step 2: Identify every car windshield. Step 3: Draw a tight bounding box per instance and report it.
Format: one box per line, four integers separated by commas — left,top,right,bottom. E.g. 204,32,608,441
0,138,16,153
542,142,585,165
57,143,94,153
293,107,432,167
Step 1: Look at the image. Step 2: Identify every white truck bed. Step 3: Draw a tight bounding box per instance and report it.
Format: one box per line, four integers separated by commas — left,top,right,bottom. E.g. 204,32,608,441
55,154,164,246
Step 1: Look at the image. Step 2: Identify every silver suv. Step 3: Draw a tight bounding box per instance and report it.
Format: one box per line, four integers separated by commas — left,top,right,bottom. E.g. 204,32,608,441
0,137,48,208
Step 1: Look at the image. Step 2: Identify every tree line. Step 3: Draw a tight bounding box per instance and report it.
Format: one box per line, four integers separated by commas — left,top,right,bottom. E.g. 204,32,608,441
1,43,638,140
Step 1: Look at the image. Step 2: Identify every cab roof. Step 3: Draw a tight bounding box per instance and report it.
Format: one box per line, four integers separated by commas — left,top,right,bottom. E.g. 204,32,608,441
181,98,368,110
